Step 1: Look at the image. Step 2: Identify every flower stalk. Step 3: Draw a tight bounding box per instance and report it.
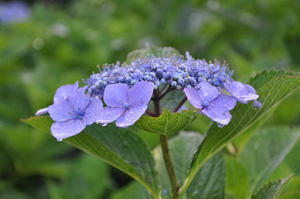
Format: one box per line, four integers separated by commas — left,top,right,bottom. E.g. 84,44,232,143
153,90,180,198
160,135,180,198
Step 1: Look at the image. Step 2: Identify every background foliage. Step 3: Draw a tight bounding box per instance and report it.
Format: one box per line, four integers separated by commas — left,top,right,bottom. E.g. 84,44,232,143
1,0,300,198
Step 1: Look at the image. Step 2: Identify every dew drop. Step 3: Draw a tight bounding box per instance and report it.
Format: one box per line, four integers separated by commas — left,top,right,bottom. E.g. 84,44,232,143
101,123,108,127
57,138,63,142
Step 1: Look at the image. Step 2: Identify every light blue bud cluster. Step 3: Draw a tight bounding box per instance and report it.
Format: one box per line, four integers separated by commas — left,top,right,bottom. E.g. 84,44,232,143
86,52,233,98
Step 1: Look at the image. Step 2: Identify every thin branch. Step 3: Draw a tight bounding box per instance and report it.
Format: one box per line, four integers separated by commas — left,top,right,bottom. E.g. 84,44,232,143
173,97,187,113
153,89,161,116
158,85,168,95
146,110,156,117
158,87,175,99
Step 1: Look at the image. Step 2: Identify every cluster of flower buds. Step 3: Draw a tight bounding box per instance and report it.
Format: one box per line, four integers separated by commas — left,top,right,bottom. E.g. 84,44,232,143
36,49,260,141
86,52,232,98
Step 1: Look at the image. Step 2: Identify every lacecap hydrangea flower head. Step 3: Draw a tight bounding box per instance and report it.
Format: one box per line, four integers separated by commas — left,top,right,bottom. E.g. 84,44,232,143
36,47,261,141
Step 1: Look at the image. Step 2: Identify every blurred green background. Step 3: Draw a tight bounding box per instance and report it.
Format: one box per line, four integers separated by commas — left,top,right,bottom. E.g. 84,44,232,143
1,0,300,198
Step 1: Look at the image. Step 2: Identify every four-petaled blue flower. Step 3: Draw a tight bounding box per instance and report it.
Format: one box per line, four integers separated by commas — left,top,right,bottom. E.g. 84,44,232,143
97,81,154,127
45,83,103,141
184,82,237,126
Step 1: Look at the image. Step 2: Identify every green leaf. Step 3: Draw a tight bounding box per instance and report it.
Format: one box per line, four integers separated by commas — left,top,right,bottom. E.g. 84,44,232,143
252,177,291,199
186,154,225,199
181,70,300,194
284,140,300,175
110,182,152,199
277,176,300,199
226,156,250,199
23,116,160,199
136,110,198,135
240,127,300,194
126,46,182,63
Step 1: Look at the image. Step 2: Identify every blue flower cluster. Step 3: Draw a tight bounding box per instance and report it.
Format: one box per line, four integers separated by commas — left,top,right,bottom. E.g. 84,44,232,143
36,48,261,141
86,52,233,98
0,1,30,24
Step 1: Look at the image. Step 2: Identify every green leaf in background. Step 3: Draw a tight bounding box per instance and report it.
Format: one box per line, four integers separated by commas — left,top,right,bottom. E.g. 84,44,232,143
252,177,291,199
23,116,160,199
136,110,197,135
47,154,110,199
284,140,300,175
240,127,300,194
0,124,69,178
226,156,250,199
180,70,300,194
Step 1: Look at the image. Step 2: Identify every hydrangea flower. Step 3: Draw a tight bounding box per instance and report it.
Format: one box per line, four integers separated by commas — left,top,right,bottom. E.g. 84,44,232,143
37,83,103,141
35,48,261,141
184,82,237,126
0,1,30,24
96,81,154,127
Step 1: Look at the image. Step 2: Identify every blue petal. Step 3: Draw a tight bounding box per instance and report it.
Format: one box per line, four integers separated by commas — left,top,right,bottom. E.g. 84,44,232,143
201,94,236,125
83,98,104,125
116,105,147,127
51,120,86,141
68,87,90,110
54,81,78,103
196,82,220,103
96,107,124,124
225,81,259,103
202,107,232,125
48,101,73,122
209,94,237,111
35,107,48,116
184,82,220,109
103,83,129,107
184,87,203,109
128,81,154,106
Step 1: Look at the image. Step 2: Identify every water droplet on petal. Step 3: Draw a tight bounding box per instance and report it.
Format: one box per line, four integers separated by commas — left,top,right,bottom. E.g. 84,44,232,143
101,123,108,127
57,138,63,142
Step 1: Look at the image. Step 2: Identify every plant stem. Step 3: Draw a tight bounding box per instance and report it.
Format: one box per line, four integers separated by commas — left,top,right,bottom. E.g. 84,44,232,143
153,90,161,116
152,89,180,198
160,135,180,198
173,97,187,112
158,87,175,99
